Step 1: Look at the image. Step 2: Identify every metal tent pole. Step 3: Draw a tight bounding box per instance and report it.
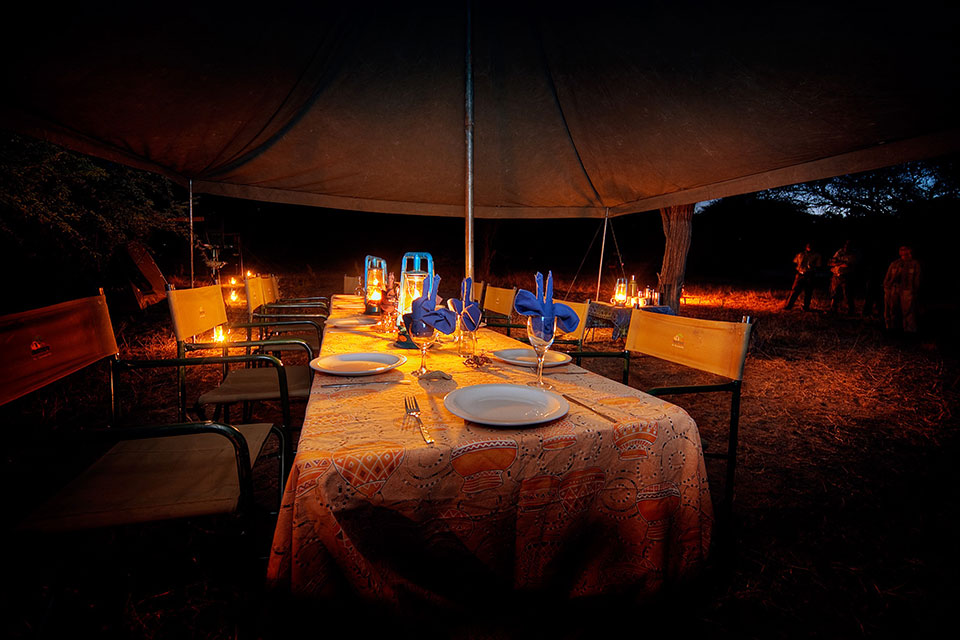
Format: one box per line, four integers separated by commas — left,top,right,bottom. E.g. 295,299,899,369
596,209,609,299
464,0,475,281
189,179,194,288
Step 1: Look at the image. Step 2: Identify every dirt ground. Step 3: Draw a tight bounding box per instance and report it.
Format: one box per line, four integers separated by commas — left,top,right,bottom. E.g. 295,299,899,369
2,271,957,639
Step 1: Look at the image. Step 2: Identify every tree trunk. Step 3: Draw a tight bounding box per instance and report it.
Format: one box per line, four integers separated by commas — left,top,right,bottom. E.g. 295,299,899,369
658,203,695,312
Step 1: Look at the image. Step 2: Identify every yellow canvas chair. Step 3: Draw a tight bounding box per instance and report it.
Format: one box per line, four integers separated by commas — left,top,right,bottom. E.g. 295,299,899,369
241,276,322,353
257,273,329,313
625,309,753,514
1,293,286,533
472,280,485,308
168,284,313,425
482,285,524,336
266,273,329,308
551,299,631,382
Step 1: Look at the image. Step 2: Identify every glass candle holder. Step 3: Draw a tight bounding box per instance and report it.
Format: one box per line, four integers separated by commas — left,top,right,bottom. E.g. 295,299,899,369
613,278,628,306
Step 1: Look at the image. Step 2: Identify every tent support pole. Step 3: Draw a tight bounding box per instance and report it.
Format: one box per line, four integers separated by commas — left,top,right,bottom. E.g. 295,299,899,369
596,209,609,299
464,0,475,281
189,179,194,288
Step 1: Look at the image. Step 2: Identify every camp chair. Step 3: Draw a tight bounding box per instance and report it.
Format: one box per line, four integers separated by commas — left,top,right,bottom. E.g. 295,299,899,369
552,299,631,383
482,285,524,336
624,309,753,515
472,280,485,308
344,274,362,295
242,275,323,354
167,284,313,426
1,293,286,533
264,274,329,311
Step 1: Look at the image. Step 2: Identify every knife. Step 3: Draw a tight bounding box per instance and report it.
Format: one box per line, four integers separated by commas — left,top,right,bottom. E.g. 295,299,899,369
561,394,619,423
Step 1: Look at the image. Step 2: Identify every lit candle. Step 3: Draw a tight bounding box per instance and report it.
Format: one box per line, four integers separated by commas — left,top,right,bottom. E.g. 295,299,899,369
213,325,225,343
365,267,384,306
399,271,427,319
229,290,238,302
614,278,628,306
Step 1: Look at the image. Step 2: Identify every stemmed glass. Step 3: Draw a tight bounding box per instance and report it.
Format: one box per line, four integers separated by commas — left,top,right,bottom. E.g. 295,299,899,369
526,315,557,389
406,317,437,378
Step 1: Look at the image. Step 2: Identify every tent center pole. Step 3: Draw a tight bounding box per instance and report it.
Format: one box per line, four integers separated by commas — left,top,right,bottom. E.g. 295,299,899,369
464,0,475,281
596,209,609,299
189,179,194,288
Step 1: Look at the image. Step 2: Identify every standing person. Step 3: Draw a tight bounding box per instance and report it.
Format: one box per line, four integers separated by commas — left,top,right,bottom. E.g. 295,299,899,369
784,243,822,311
883,245,921,334
828,240,857,314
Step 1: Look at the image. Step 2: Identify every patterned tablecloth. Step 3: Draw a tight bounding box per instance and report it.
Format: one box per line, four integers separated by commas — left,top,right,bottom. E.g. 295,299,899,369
267,295,712,605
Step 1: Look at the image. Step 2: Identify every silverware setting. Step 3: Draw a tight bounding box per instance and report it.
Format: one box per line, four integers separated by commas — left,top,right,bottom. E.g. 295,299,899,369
561,394,619,423
404,395,434,445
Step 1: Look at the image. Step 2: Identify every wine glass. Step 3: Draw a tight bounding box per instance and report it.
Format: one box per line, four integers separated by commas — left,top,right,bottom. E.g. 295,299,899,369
526,315,556,389
406,316,437,378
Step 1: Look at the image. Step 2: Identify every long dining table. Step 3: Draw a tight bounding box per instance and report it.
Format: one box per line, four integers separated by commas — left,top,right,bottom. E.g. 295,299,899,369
267,294,713,606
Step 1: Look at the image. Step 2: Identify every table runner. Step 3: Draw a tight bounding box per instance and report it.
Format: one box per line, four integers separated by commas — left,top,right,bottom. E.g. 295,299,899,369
267,295,712,605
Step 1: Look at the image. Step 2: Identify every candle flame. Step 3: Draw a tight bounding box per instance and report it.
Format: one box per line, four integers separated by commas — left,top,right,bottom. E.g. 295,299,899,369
246,270,252,278
230,277,237,285
213,325,225,343
614,279,628,305
229,290,238,302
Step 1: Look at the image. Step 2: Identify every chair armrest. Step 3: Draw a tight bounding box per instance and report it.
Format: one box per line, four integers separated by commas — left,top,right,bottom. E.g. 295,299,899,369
254,310,329,321
185,338,314,360
115,354,293,428
646,380,740,396
263,301,328,311
276,296,329,303
229,319,323,343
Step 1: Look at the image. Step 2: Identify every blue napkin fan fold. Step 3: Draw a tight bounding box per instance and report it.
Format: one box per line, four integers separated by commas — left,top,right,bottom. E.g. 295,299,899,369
450,277,482,332
514,271,580,334
406,274,457,335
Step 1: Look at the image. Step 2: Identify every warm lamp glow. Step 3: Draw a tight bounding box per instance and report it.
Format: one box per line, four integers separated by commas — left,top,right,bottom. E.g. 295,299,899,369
399,271,427,320
613,278,628,306
365,266,384,305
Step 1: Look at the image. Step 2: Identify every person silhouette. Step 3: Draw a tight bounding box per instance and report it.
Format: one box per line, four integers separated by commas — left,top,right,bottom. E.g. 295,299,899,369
828,240,857,314
784,243,822,311
883,245,921,334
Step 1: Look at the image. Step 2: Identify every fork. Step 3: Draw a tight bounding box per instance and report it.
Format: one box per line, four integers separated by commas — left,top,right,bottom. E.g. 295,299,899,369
404,395,434,445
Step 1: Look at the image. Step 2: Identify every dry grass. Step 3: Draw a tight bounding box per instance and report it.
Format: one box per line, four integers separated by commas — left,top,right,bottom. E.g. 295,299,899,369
2,272,958,639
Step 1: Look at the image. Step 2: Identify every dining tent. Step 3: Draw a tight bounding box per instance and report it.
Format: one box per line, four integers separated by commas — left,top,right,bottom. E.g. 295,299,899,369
2,2,958,246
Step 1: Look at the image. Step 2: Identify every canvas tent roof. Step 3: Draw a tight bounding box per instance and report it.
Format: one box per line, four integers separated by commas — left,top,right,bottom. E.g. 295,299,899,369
2,2,958,219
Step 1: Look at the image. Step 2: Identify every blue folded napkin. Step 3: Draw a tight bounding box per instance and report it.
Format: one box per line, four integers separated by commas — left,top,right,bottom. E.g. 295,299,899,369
405,274,457,335
514,271,580,334
450,277,482,332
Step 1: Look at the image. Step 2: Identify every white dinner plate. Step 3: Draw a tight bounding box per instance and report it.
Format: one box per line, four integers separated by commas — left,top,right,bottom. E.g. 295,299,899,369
490,348,573,367
310,352,406,376
326,315,378,328
444,384,569,426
